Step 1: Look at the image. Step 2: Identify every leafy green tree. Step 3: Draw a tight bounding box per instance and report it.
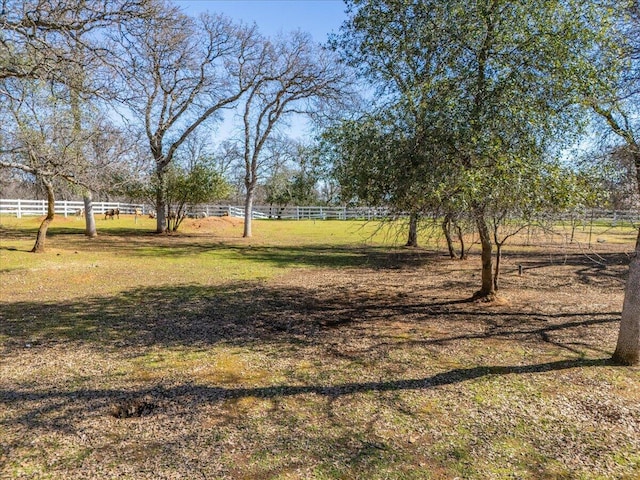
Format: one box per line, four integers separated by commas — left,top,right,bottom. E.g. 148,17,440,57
598,147,640,210
333,0,619,300
265,168,319,214
121,160,229,232
324,113,445,248
164,162,230,231
327,114,440,212
487,161,582,290
263,140,323,217
264,169,293,211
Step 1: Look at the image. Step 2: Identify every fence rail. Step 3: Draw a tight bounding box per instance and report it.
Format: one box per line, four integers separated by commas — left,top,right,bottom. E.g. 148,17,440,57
193,204,389,220
0,199,390,220
0,199,638,224
0,199,146,218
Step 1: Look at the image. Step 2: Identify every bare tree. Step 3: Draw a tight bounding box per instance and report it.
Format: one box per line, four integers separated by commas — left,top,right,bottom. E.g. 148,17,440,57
0,0,154,83
1,71,135,250
1,0,157,246
237,31,348,237
0,78,95,251
109,6,263,233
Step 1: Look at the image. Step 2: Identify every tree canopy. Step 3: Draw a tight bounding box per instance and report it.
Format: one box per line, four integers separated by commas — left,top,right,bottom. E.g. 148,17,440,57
330,0,623,298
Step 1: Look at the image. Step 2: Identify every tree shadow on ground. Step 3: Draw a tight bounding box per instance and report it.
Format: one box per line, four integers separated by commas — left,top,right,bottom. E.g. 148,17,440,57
3,232,444,270
497,250,630,288
0,280,620,352
0,276,627,447
0,357,615,431
219,244,440,270
514,250,630,270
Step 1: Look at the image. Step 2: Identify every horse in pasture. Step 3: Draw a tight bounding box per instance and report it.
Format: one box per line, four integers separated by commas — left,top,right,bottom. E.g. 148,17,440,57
104,208,120,220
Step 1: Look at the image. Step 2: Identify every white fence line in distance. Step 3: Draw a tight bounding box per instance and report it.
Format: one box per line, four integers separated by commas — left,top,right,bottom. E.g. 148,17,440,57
0,199,390,220
0,199,146,218
0,199,638,223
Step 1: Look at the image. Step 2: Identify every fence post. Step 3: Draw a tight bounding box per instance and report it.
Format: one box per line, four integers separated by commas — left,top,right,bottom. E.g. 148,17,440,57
63,200,68,218
17,199,22,218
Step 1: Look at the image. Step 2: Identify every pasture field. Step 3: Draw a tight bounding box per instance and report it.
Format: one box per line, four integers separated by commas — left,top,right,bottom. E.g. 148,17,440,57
0,214,639,479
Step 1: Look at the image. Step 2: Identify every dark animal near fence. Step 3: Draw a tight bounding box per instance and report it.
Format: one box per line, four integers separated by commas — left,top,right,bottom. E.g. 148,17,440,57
105,208,120,220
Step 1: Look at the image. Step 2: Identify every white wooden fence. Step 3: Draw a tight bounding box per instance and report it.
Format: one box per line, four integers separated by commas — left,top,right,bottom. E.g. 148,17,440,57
207,205,389,220
0,199,637,223
0,199,146,218
0,199,390,220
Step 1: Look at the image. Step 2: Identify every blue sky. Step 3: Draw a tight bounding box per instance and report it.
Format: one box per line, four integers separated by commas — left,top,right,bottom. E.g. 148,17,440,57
172,1,351,141
173,0,348,44
170,1,603,160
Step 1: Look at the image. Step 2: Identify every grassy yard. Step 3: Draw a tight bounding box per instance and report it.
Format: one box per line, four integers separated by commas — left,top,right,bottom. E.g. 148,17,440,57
0,214,639,479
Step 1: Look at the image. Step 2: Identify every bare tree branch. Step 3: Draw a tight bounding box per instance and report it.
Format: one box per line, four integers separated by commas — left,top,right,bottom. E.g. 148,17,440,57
237,31,351,237
107,7,264,232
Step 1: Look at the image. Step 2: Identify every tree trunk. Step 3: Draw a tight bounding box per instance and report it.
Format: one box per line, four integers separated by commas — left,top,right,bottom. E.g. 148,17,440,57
456,224,466,260
406,212,419,247
243,188,254,238
31,180,55,253
70,69,96,237
570,216,577,244
494,242,503,291
473,205,496,300
167,208,175,232
442,214,456,258
613,153,640,365
613,150,640,365
613,233,640,365
155,167,167,233
83,191,97,237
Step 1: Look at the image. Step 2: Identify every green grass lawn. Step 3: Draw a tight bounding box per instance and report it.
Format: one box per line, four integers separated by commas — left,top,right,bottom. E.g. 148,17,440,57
0,214,639,479
0,215,408,303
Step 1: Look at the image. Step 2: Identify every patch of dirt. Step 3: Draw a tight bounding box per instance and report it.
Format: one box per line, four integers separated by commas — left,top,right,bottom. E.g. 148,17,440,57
186,215,244,231
109,399,158,419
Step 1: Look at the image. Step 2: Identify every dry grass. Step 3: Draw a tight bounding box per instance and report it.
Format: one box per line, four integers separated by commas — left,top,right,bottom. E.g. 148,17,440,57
0,216,639,479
